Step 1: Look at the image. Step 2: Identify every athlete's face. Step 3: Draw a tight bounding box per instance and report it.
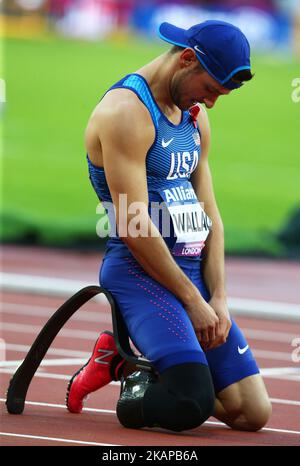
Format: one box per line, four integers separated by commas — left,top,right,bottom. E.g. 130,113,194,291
170,50,231,110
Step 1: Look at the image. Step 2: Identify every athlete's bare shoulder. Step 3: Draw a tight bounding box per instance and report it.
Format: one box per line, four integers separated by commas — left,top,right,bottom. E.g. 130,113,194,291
88,88,154,139
85,88,155,166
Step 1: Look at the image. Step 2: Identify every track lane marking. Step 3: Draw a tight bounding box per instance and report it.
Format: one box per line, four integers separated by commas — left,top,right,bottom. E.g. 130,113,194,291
1,303,111,323
204,421,300,435
1,323,99,339
2,272,300,321
4,344,297,363
4,302,300,329
4,342,297,363
2,366,300,384
0,358,89,367
243,328,299,343
2,322,299,344
1,397,299,410
1,399,299,435
0,368,119,383
0,398,115,413
270,398,300,407
0,432,120,446
5,343,90,357
1,365,300,382
0,368,74,381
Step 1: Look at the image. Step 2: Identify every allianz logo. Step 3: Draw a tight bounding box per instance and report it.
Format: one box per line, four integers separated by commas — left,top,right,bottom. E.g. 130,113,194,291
163,186,197,203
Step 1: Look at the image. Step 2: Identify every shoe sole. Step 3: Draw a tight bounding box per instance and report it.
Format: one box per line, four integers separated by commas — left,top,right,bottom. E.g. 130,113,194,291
65,330,114,412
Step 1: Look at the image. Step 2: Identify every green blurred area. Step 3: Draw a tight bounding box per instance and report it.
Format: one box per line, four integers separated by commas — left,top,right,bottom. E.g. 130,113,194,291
1,36,299,255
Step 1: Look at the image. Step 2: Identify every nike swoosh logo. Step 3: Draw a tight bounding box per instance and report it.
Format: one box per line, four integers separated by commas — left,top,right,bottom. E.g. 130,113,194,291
162,138,174,148
194,45,206,56
238,345,249,355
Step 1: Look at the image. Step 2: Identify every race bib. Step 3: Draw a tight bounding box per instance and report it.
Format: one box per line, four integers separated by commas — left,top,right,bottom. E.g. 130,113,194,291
159,181,212,257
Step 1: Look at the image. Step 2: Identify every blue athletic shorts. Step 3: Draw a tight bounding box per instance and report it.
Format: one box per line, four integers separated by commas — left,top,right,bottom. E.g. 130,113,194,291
100,255,259,394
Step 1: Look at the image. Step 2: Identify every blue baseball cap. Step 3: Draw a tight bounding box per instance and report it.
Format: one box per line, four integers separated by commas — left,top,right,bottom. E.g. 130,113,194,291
158,20,251,90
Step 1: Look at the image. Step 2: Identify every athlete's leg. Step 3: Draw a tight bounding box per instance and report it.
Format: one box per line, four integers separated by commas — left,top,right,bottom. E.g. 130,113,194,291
213,374,272,431
192,266,272,431
117,363,215,431
100,256,209,373
100,255,215,431
205,319,272,431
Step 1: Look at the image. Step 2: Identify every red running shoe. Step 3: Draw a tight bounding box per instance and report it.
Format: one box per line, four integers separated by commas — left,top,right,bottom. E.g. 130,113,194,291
66,331,125,413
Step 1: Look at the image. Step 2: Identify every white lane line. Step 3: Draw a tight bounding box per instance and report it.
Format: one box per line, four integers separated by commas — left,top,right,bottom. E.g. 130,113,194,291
205,420,300,435
1,363,300,385
5,343,90,358
228,297,300,322
265,374,300,382
1,397,299,411
0,398,115,414
1,303,111,323
243,328,299,343
261,367,300,375
0,368,120,384
2,365,296,383
2,272,300,321
0,432,119,446
1,399,299,436
260,367,300,381
3,358,297,371
1,322,99,340
270,398,300,407
2,322,299,345
6,358,300,374
3,301,300,330
5,342,296,364
0,358,87,368
0,273,106,302
0,368,71,380
252,349,295,362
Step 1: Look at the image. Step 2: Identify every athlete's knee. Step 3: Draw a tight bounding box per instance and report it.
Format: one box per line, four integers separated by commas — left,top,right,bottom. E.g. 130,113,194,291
117,363,215,432
162,388,215,432
241,398,272,431
159,393,210,432
144,363,215,432
222,396,272,432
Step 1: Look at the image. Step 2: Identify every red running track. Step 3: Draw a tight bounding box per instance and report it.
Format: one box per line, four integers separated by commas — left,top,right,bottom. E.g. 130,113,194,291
0,245,300,446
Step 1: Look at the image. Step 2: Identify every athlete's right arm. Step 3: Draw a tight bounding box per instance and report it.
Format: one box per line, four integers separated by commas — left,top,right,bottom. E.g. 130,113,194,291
94,91,219,339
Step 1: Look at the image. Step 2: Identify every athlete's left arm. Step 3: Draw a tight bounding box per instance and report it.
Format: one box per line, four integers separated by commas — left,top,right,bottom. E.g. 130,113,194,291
190,106,231,349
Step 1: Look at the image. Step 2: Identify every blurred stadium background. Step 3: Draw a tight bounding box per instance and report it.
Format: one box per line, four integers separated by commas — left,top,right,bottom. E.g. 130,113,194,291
1,0,299,257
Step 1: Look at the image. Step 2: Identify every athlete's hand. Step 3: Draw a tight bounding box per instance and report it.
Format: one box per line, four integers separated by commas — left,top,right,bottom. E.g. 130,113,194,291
202,296,232,351
184,294,219,347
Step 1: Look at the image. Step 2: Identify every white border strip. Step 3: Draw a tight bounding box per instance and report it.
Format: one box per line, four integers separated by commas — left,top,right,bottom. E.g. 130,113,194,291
1,272,300,321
